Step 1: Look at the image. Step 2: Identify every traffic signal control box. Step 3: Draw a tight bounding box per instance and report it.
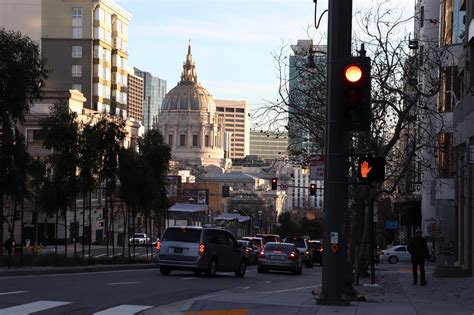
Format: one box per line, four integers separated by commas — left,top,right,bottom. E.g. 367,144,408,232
358,156,385,182
338,56,371,131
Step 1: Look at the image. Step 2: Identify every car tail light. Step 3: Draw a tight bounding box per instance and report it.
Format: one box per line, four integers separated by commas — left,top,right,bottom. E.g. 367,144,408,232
259,251,265,258
288,252,297,260
199,243,205,255
245,248,251,253
318,247,323,252
155,241,161,252
305,250,310,255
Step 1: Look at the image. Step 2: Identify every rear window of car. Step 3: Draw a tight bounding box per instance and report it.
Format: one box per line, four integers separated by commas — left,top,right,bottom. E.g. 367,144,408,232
162,228,201,243
285,239,306,248
265,243,295,252
263,236,279,243
308,242,322,249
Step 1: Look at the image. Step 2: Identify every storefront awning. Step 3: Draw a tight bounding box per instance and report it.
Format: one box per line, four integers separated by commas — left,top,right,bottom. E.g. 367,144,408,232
168,203,208,213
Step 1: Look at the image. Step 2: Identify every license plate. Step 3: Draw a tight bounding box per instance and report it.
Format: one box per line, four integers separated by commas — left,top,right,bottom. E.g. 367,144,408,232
174,247,183,253
270,255,284,260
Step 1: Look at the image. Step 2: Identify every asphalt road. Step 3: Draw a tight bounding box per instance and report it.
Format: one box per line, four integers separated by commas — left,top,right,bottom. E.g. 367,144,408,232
0,265,323,314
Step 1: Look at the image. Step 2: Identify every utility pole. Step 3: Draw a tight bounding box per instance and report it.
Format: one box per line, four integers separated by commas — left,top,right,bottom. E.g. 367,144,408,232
317,0,353,305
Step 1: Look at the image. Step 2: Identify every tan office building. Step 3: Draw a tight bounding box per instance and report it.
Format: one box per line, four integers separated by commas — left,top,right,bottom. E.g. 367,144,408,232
249,130,288,161
214,99,250,159
127,69,144,122
0,0,132,118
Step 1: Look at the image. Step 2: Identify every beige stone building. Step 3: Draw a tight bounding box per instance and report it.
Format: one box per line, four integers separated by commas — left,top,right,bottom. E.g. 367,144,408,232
214,99,250,160
158,43,229,169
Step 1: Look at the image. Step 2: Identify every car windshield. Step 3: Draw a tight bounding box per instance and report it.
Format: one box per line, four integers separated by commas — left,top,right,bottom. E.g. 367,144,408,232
162,228,201,243
265,243,294,252
263,236,278,243
309,242,321,249
134,234,145,238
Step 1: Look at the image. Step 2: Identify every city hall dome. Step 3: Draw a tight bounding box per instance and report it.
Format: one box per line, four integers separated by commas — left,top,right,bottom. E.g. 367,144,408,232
161,43,216,112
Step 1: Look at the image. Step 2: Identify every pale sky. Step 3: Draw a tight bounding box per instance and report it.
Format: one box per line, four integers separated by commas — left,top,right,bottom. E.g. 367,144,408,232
116,0,415,111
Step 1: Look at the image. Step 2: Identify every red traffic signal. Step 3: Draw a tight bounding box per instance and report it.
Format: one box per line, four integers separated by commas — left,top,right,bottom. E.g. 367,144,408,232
271,178,278,190
358,156,385,182
309,183,316,195
339,56,371,132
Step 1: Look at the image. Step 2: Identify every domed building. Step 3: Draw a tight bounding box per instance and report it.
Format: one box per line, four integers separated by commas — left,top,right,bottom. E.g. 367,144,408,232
158,42,229,169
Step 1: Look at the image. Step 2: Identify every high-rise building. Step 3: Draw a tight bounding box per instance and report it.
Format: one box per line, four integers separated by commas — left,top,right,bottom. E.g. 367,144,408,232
249,130,288,161
214,99,250,160
288,40,326,154
127,69,144,122
0,0,132,118
134,68,167,132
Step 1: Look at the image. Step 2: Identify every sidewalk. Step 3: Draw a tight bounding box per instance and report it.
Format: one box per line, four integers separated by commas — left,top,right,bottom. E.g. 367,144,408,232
143,269,474,315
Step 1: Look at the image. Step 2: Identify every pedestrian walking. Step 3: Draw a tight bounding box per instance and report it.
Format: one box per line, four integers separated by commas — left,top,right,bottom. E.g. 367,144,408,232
408,228,430,286
3,237,15,269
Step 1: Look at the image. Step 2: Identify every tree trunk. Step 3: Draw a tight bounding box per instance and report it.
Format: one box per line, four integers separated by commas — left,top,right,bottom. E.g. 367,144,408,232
127,204,131,262
74,197,77,257
132,207,136,262
82,193,85,259
122,201,125,258
145,213,148,260
64,208,67,258
11,198,17,239
105,185,109,261
55,209,58,255
88,192,92,265
111,195,115,260
20,199,24,267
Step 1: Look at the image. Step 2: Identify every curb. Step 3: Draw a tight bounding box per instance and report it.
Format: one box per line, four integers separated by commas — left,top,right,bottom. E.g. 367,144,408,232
0,263,156,277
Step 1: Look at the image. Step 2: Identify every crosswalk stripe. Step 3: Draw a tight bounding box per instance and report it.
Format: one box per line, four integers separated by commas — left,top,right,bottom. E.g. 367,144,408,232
0,291,28,296
0,300,71,314
93,304,153,315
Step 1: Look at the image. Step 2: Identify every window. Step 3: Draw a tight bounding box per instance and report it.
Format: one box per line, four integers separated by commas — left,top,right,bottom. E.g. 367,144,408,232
168,134,173,146
192,134,199,147
236,108,245,113
205,135,210,147
26,129,45,145
72,65,82,77
419,6,424,28
216,107,224,112
72,84,82,92
72,7,83,19
72,27,82,38
225,108,235,112
437,133,454,178
180,134,186,147
440,0,453,45
439,66,460,112
395,247,407,252
72,46,82,58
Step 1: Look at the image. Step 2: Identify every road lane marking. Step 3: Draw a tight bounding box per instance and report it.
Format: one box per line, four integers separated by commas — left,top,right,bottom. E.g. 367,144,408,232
262,284,321,294
184,310,249,315
180,277,197,280
242,287,250,289
0,300,71,314
0,269,156,279
0,291,28,296
107,281,139,286
93,304,153,315
265,281,272,283
95,254,106,258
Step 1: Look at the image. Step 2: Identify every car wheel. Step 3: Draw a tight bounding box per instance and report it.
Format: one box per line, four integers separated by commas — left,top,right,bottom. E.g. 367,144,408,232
160,267,171,275
206,259,217,277
388,256,399,264
235,260,246,277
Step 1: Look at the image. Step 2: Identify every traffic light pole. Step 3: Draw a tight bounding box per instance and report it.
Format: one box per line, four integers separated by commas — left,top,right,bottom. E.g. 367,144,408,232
317,0,353,306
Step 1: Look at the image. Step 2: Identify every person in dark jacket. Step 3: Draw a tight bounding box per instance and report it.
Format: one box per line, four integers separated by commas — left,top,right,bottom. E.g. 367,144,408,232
408,228,430,285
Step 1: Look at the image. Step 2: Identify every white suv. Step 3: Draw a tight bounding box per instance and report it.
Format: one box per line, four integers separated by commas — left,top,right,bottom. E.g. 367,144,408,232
129,233,150,246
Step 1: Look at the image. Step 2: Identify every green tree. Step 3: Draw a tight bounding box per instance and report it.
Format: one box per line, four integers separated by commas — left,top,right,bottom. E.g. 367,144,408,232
275,212,299,239
0,28,47,256
95,116,125,258
41,103,79,257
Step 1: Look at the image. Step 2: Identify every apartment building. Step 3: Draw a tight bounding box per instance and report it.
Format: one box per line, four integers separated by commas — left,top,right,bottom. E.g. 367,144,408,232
127,69,144,122
0,0,132,118
214,99,250,160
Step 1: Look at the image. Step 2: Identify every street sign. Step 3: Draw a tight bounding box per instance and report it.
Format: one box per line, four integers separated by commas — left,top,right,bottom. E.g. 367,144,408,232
310,154,325,180
280,183,288,190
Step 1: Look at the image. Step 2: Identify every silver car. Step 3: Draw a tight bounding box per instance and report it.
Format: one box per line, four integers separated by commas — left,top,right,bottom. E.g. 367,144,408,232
257,242,302,275
155,226,247,277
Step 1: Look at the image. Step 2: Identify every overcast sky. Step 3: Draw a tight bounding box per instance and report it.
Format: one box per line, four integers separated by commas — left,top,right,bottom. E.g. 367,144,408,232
116,0,415,111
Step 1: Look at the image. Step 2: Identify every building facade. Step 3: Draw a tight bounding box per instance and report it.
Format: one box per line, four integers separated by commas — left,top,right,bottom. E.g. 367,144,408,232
157,42,228,169
249,130,288,161
133,68,167,132
453,0,474,276
214,99,250,160
127,68,144,122
288,40,326,154
0,0,132,118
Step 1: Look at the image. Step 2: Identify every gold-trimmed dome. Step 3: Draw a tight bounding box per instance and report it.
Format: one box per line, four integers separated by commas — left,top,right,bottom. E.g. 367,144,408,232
161,41,216,112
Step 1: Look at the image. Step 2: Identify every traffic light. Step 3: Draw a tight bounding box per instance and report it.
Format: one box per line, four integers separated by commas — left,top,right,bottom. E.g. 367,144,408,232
339,56,371,131
358,156,385,182
222,185,230,197
271,178,278,190
309,183,316,195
